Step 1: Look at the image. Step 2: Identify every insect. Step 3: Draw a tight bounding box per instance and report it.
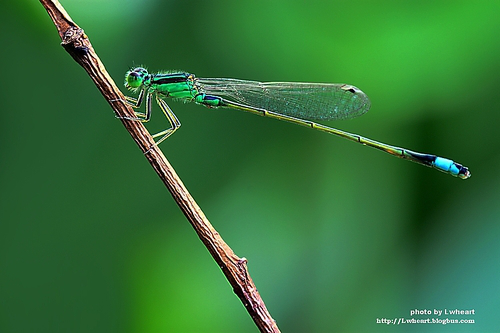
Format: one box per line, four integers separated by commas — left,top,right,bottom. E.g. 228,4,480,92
121,67,470,179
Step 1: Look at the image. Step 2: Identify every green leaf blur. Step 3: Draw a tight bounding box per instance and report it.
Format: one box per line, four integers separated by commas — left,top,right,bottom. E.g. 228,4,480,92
1,1,499,332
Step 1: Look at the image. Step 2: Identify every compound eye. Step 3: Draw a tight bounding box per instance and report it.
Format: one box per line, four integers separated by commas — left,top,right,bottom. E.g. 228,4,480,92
125,67,148,89
136,67,148,75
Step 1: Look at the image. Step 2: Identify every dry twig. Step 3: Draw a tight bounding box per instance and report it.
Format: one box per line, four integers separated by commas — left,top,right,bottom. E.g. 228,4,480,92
39,1,280,332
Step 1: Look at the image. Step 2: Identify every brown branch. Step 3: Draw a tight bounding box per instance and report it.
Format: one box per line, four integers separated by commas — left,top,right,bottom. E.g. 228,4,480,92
39,1,280,332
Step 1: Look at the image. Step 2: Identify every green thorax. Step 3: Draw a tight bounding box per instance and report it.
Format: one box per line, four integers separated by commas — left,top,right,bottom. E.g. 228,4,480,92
147,72,198,100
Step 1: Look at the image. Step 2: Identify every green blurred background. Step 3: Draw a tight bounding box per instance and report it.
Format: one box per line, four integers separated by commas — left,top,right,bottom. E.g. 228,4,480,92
1,1,499,332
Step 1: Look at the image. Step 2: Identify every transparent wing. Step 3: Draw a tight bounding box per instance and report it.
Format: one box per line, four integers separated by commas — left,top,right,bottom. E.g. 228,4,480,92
197,78,371,121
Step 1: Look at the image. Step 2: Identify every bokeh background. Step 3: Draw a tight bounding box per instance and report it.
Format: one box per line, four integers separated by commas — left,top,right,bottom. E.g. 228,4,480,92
1,1,499,332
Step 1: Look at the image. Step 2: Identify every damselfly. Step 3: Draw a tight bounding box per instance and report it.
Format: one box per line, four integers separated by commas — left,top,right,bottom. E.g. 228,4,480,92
121,67,470,179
